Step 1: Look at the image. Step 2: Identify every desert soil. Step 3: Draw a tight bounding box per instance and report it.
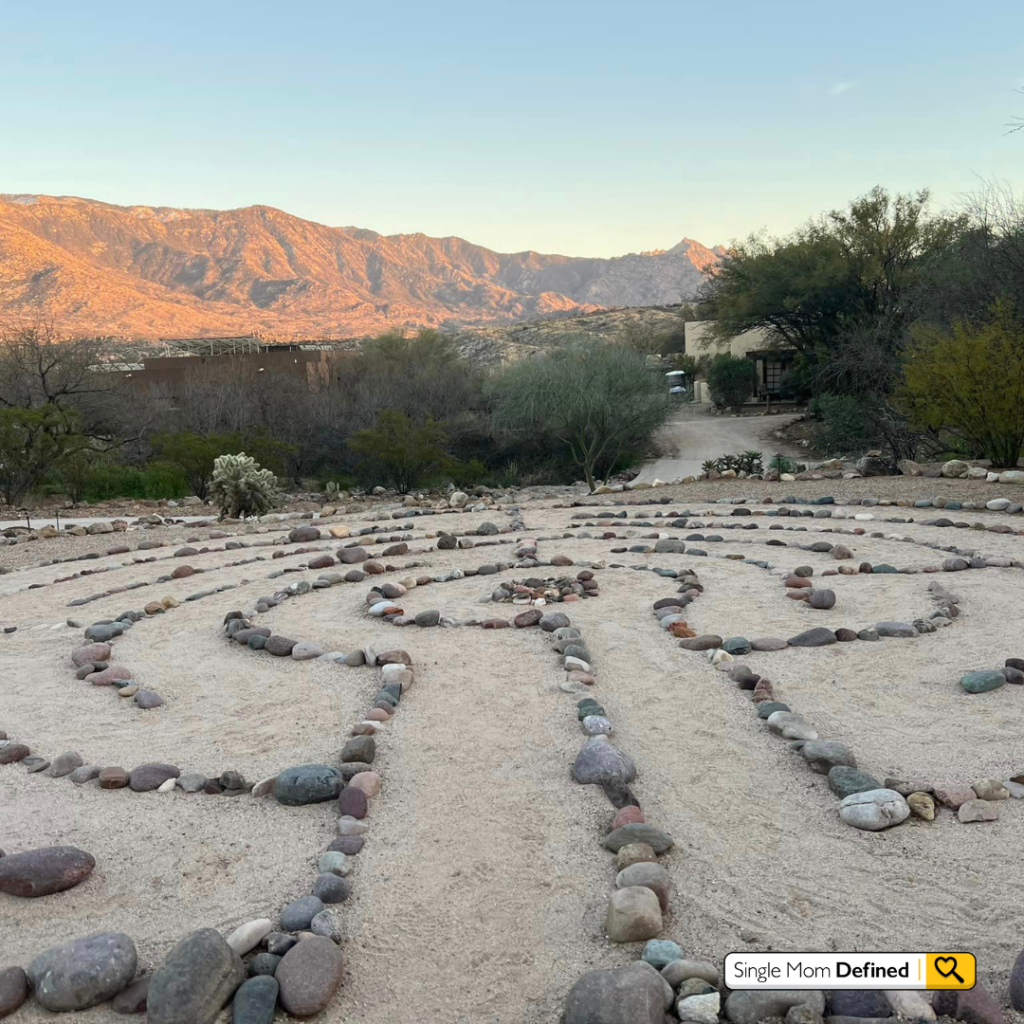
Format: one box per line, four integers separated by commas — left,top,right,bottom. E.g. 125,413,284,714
2,479,1023,1023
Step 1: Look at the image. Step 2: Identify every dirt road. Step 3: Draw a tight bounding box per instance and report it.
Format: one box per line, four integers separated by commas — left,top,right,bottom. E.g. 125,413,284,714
632,404,806,483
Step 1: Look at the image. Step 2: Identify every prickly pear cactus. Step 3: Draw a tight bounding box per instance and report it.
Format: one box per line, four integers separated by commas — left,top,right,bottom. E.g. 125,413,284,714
210,452,277,518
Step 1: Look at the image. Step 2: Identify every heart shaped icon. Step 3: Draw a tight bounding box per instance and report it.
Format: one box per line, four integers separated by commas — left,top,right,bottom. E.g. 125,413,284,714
935,957,959,978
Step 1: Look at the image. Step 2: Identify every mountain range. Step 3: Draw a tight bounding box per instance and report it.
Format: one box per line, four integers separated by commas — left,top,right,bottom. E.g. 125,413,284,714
0,194,722,339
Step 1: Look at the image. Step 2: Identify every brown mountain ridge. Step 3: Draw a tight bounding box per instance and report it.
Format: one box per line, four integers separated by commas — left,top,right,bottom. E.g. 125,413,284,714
0,194,721,339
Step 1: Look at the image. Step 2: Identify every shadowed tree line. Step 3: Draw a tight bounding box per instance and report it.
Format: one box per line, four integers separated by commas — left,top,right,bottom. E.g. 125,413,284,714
691,183,1024,466
0,326,674,506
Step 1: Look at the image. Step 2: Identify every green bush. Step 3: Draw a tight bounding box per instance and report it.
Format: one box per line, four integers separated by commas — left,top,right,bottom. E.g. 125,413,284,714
706,354,755,412
810,394,872,454
347,410,452,493
76,460,190,502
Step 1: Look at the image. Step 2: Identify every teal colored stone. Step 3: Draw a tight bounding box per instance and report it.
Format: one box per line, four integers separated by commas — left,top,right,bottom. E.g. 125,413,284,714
248,634,267,650
827,765,882,799
723,636,752,656
873,564,899,573
961,670,1006,694
756,701,790,719
642,939,684,969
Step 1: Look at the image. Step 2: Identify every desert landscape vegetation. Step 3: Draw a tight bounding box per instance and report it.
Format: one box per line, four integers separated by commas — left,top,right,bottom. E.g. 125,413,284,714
2,2,1024,1022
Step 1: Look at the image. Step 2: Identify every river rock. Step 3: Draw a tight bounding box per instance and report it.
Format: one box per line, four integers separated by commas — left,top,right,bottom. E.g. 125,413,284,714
972,778,1009,800
606,886,662,941
885,990,935,1021
839,789,910,830
827,766,881,798
799,740,856,774
273,764,342,805
50,751,84,777
340,736,376,763
907,792,935,820
312,872,351,904
72,642,112,666
572,736,636,786
809,589,836,609
276,936,344,1016
960,671,1005,694
147,929,244,1024
0,845,96,897
831,990,891,1017
0,966,28,1017
876,621,917,638
111,974,151,1013
726,990,826,1024
957,798,998,823
616,862,671,912
662,959,720,988
604,823,674,853
565,962,672,1024
231,975,278,1024
1010,949,1024,1011
128,763,180,792
766,711,818,741
27,931,137,1011
788,628,836,647
226,919,273,956
933,984,1004,1024
279,896,324,931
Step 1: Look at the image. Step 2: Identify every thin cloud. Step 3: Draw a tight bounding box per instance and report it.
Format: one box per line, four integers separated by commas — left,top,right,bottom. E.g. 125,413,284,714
828,81,856,97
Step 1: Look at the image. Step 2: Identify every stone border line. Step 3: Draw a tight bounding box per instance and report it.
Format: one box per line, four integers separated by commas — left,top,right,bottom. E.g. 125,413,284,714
0,644,413,1021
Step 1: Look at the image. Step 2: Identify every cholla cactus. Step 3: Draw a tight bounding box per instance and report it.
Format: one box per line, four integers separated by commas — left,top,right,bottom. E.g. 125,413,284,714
210,452,277,518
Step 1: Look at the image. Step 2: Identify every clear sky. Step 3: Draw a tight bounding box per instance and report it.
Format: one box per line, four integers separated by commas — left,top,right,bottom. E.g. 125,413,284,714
2,0,1022,256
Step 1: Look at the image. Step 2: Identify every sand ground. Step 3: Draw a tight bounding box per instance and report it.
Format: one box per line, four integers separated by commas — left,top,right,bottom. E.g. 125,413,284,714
2,489,1023,1023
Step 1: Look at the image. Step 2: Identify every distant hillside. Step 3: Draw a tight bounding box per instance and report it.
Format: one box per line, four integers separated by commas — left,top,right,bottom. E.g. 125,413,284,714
0,194,720,339
450,305,690,366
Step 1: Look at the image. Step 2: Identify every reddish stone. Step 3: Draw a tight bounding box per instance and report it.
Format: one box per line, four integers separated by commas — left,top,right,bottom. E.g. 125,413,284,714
784,576,813,589
87,665,133,686
551,555,574,566
751,678,775,703
611,806,645,830
668,621,696,638
98,766,128,789
351,724,377,736
364,708,389,722
563,594,581,602
71,642,111,667
0,845,95,897
308,554,336,569
567,670,596,685
363,560,385,575
514,609,543,628
170,564,195,578
481,619,511,629
0,744,30,765
337,786,368,819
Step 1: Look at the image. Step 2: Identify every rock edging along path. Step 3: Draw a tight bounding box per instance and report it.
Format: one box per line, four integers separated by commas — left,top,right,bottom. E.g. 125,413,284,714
644,567,1024,833
0,644,410,1020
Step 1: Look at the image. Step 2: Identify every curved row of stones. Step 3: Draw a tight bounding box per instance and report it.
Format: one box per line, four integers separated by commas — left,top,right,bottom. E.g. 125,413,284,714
562,490,1024,515
0,637,409,1021
649,569,1024,831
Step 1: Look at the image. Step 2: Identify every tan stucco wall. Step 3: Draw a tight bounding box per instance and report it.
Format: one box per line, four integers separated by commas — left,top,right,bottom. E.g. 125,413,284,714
685,321,772,359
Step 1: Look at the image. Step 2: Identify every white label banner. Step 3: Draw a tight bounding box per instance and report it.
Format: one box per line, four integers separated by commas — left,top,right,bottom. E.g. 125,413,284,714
724,952,974,990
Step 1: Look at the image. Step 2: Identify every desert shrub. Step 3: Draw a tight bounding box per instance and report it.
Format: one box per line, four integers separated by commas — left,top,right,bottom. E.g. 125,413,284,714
706,354,755,412
899,301,1024,467
488,342,673,492
347,410,452,493
809,394,872,454
769,453,797,474
0,405,83,506
210,453,277,518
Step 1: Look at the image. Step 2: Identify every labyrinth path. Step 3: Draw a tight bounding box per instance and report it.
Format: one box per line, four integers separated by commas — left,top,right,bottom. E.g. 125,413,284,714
1,491,1023,1023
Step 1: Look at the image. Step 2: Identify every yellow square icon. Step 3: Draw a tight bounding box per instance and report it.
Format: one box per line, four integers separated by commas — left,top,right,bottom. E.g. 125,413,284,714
926,953,975,989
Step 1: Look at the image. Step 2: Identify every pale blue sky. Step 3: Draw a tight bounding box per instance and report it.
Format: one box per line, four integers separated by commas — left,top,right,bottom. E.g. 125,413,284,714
2,0,1022,255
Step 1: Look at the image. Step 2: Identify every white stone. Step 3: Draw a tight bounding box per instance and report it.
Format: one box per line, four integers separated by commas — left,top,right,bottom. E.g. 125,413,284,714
1003,780,1024,798
839,788,910,831
999,470,1024,484
987,472,1000,482
853,513,874,521
564,655,591,673
157,778,177,793
226,918,273,955
766,711,819,741
986,498,1011,511
251,774,277,797
886,990,936,1020
678,992,721,1024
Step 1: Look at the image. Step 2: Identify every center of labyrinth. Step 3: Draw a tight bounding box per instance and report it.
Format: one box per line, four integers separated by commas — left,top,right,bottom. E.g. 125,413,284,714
2,499,1022,1023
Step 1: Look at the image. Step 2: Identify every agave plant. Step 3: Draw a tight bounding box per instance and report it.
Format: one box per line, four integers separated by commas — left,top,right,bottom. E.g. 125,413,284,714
701,459,718,476
740,450,763,474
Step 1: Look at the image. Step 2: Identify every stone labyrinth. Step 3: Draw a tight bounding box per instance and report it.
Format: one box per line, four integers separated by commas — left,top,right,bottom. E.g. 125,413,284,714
2,493,1024,1023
